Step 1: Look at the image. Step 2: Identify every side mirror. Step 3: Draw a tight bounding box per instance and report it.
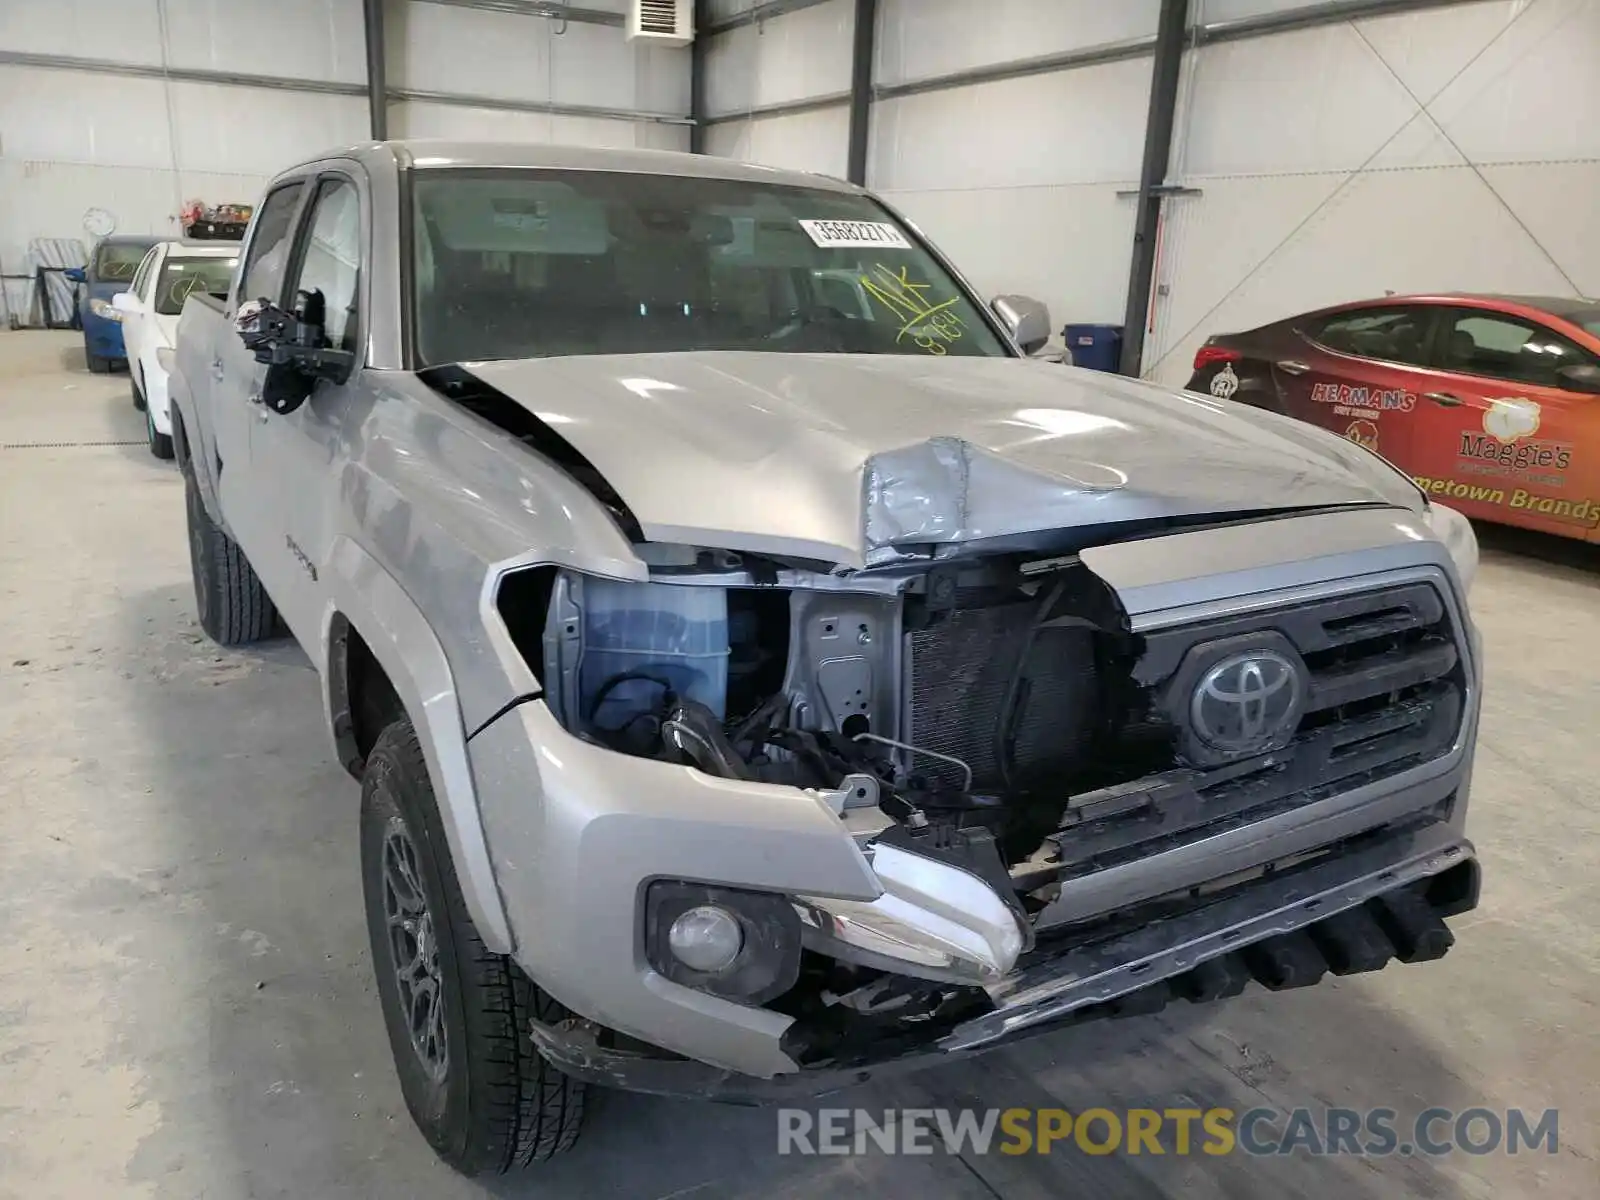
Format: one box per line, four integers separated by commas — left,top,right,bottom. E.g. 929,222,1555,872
111,291,138,313
1556,363,1600,395
991,294,1052,355
237,293,354,415
63,266,87,283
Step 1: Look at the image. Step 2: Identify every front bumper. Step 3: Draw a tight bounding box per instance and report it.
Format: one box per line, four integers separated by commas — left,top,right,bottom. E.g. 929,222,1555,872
81,312,125,360
528,820,1477,1100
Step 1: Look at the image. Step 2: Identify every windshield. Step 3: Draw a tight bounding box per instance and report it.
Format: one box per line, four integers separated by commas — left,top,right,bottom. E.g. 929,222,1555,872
154,255,238,315
94,242,150,282
411,168,1010,365
1564,305,1600,339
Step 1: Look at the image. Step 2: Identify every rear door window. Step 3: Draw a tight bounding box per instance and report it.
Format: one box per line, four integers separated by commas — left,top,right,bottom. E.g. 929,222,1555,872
1307,307,1435,367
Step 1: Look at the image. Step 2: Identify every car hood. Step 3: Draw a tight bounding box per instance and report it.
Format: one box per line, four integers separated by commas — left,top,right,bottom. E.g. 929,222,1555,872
466,352,1422,568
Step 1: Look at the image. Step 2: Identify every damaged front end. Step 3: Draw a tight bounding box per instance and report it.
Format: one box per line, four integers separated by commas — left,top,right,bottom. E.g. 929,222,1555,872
494,491,1479,1094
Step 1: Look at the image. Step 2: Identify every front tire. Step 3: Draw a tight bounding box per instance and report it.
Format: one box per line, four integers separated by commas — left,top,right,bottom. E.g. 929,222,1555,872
183,461,275,644
132,369,147,411
86,349,110,374
361,720,586,1175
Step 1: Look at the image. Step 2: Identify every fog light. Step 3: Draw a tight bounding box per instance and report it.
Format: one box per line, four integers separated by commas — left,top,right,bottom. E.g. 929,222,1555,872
668,905,744,973
644,882,802,1003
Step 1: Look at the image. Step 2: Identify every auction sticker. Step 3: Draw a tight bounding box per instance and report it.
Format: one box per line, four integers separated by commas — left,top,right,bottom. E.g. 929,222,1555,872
799,219,912,249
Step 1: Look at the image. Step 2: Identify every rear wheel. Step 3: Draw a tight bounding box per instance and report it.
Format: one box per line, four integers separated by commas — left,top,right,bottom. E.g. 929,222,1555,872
183,461,275,644
361,719,587,1174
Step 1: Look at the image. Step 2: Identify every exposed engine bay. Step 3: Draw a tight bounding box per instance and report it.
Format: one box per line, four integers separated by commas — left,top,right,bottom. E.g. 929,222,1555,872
536,550,1144,903
504,535,1470,1069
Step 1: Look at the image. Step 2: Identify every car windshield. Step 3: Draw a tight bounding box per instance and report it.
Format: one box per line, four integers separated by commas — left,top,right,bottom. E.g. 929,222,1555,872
410,168,1010,365
94,242,150,282
155,256,238,315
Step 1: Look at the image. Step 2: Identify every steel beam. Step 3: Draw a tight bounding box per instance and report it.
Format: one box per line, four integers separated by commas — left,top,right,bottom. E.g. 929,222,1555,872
1119,0,1188,377
409,0,623,26
363,0,389,140
690,0,712,151
845,0,876,184
390,87,692,124
0,48,367,96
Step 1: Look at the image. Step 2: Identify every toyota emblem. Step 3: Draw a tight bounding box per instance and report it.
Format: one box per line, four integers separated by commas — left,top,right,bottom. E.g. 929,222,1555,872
1190,650,1304,754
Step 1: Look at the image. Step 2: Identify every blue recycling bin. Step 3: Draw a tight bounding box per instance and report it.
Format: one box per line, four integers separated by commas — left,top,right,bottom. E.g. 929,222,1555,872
1063,323,1124,373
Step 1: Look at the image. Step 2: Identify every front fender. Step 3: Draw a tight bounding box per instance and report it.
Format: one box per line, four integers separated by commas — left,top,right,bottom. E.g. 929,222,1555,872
318,534,513,954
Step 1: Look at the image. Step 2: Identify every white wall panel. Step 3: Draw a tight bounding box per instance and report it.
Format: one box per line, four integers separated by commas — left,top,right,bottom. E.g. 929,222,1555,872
885,183,1137,329
869,58,1152,191
703,108,849,177
876,0,1159,86
392,101,689,151
163,0,365,81
394,2,688,114
703,0,853,116
0,0,166,65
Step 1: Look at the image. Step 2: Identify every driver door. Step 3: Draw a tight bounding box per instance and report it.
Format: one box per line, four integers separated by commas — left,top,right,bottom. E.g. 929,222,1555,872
214,179,310,566
247,170,369,646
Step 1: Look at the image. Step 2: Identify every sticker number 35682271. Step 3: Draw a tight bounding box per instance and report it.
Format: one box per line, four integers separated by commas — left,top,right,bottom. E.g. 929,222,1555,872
798,220,912,250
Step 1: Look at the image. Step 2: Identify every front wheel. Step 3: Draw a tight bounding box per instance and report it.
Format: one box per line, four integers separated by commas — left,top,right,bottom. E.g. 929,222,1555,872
131,369,147,411
86,349,110,374
361,719,587,1174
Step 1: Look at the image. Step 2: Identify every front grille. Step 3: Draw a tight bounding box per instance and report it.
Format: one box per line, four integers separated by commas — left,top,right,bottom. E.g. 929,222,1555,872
903,578,1466,866
1051,581,1466,872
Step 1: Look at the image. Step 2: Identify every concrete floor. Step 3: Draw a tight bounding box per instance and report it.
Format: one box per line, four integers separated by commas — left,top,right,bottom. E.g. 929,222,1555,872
0,328,1596,1199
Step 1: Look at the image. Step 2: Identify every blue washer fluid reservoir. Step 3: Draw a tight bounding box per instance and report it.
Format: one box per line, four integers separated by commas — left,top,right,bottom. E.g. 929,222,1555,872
578,578,730,733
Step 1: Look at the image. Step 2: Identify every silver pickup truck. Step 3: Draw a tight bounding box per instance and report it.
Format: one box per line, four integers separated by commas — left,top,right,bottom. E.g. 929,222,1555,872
170,140,1484,1176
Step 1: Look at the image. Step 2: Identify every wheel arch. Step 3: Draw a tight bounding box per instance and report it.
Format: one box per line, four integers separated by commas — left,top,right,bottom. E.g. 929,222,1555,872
319,536,513,955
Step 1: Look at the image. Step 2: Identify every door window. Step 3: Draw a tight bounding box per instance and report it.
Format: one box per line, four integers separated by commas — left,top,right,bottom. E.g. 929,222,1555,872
1307,307,1433,367
237,182,306,307
131,246,160,300
287,178,362,353
1436,310,1596,390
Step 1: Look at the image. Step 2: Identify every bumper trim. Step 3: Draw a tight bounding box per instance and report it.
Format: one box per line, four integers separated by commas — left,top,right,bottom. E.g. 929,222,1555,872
943,821,1472,1052
530,822,1475,1100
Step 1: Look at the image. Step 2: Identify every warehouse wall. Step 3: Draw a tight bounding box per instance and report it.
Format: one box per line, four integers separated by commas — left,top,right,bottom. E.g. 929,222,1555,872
386,0,690,149
0,0,692,322
698,0,1598,378
0,0,366,320
701,0,854,176
1146,0,1600,383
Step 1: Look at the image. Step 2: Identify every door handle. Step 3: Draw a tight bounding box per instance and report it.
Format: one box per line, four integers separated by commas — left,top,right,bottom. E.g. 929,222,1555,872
1276,360,1310,376
1425,392,1464,408
210,358,224,382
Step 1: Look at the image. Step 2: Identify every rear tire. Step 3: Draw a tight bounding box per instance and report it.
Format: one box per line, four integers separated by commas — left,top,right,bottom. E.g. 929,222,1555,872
361,719,587,1175
86,349,110,374
148,407,174,460
183,461,275,644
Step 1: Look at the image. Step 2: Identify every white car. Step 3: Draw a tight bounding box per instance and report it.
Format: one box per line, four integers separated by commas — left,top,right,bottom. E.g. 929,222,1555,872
112,240,240,459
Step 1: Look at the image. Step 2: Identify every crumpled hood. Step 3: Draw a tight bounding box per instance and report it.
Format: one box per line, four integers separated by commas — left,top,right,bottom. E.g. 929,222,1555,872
467,352,1422,567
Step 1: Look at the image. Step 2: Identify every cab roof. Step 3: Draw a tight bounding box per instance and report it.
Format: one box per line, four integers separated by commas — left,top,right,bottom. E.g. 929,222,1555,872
304,139,863,195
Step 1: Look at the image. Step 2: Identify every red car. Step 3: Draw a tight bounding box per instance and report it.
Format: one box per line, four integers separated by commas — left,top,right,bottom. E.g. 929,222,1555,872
1189,294,1600,542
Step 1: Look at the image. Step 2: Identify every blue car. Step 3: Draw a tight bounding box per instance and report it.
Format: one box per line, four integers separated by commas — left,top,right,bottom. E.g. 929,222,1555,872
64,234,162,373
